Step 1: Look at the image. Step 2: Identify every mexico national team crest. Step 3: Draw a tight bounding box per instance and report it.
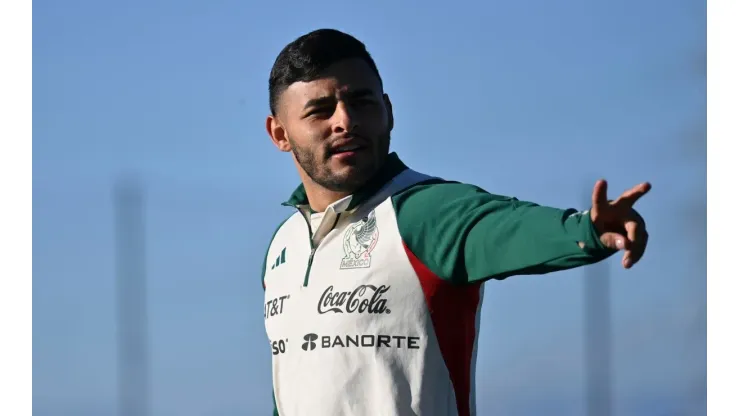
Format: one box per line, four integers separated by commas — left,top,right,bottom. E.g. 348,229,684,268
340,211,379,269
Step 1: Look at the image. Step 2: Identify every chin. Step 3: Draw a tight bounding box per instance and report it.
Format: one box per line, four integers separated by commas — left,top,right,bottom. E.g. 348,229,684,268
324,167,373,192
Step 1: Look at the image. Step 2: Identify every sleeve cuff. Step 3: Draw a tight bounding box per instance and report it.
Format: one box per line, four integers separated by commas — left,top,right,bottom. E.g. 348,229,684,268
570,209,615,256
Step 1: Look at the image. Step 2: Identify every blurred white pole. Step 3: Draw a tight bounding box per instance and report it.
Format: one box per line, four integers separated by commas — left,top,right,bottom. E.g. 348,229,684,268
584,189,612,416
114,177,150,416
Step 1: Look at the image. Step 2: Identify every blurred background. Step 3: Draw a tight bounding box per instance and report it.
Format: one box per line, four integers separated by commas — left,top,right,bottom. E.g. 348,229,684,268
32,0,706,415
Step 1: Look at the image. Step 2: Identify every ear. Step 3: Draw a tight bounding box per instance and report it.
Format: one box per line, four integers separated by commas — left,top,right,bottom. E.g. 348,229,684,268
266,115,292,152
383,93,394,132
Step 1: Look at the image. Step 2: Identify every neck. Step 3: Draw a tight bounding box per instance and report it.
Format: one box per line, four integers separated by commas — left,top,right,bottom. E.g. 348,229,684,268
304,185,351,213
297,171,353,213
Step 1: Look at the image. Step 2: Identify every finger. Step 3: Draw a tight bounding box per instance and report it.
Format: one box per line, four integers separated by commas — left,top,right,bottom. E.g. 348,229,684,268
615,182,652,209
630,229,649,267
622,220,639,268
599,231,627,251
591,179,609,210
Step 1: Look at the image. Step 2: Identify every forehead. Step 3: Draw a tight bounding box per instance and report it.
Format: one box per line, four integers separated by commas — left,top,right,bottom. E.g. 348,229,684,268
279,58,382,110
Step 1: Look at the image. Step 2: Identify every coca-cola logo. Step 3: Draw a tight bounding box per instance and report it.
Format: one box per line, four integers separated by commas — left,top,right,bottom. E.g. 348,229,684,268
318,284,391,315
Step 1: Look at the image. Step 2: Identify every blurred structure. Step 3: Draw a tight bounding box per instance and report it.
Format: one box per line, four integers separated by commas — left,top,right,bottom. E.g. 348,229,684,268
678,37,706,414
114,177,151,416
583,192,613,416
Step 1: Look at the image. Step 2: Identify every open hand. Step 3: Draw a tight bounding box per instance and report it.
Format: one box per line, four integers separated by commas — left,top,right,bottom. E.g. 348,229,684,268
590,179,652,269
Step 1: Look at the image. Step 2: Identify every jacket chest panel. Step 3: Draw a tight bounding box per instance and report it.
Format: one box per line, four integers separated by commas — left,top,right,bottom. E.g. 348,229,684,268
264,200,430,347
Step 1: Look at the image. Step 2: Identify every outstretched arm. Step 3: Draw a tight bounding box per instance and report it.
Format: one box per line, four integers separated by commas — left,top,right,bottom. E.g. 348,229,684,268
392,179,650,284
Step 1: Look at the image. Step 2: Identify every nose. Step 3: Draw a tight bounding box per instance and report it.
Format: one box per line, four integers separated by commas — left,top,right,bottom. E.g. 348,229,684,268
332,101,357,134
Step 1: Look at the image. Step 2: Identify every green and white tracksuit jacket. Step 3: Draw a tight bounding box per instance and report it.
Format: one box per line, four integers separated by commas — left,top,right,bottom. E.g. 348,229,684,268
262,153,614,416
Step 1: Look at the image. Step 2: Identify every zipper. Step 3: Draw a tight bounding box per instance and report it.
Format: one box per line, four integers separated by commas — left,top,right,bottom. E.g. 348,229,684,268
303,248,316,287
299,210,341,287
298,211,316,287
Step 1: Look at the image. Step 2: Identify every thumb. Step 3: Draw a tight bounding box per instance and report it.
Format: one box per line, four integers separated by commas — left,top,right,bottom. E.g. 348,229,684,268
599,232,628,251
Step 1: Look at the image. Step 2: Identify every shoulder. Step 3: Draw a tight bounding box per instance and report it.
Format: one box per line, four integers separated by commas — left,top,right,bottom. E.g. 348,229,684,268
388,178,513,282
391,178,515,216
267,212,303,244
261,212,300,283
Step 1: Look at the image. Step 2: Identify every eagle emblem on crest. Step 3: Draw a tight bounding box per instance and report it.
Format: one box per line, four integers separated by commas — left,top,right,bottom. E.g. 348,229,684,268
340,210,379,269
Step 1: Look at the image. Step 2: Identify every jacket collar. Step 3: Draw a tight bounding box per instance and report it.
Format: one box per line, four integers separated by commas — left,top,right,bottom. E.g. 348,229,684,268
282,152,408,213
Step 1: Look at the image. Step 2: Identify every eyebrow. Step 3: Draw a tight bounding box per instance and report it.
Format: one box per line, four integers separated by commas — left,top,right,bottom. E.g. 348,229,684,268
302,88,376,110
303,96,335,110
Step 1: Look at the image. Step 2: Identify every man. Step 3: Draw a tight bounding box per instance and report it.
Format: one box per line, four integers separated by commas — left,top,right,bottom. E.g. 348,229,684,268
261,29,650,416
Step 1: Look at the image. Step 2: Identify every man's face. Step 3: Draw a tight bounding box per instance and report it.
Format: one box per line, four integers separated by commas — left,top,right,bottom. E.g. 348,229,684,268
269,58,393,193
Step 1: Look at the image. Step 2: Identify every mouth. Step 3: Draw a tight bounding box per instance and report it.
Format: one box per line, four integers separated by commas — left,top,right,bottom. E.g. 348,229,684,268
328,139,368,159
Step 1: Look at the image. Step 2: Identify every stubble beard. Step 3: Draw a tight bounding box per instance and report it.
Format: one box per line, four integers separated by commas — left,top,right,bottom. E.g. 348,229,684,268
289,131,391,193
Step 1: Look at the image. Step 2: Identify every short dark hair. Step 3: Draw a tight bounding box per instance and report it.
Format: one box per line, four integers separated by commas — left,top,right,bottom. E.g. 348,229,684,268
268,29,383,115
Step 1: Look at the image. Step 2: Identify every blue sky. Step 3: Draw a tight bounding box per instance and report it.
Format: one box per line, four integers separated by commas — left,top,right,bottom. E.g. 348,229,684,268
33,0,706,414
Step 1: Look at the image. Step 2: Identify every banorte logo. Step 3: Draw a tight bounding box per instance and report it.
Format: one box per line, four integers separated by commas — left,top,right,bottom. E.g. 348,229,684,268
300,332,421,351
317,284,391,315
302,333,318,351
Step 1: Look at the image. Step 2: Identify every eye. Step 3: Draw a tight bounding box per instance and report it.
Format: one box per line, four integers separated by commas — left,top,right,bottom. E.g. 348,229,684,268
307,106,333,118
352,98,376,107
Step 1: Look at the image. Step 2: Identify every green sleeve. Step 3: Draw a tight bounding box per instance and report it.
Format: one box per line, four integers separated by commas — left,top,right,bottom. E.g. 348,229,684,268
392,180,615,283
262,218,289,415
261,249,280,416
